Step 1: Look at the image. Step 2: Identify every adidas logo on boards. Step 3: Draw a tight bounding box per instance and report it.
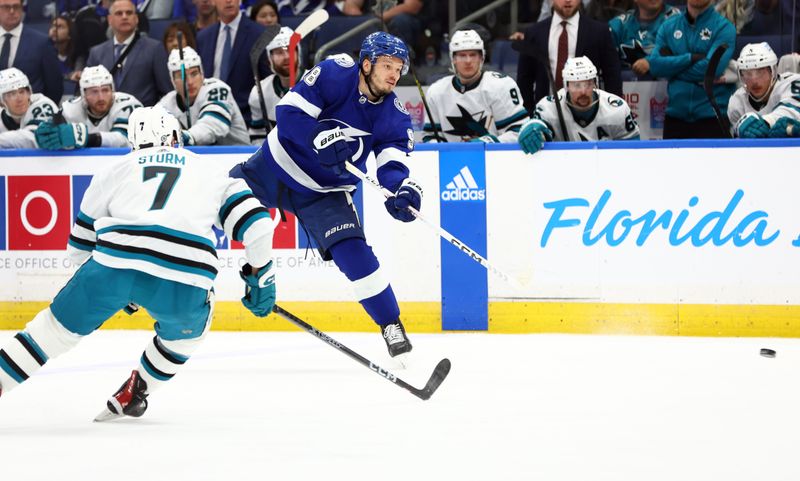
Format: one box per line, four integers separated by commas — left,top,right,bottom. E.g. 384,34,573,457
441,166,486,201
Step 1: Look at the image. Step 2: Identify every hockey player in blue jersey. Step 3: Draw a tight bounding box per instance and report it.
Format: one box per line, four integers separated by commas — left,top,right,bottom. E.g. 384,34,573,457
231,31,421,361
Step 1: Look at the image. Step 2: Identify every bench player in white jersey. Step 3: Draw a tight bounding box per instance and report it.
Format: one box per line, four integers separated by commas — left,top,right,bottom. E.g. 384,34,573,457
158,46,249,146
35,66,142,150
518,56,640,154
0,68,57,148
422,29,529,143
728,42,800,138
247,26,304,145
0,107,277,422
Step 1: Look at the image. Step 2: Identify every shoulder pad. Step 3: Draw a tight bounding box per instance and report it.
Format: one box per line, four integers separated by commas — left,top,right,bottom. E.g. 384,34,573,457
302,65,322,86
606,94,625,108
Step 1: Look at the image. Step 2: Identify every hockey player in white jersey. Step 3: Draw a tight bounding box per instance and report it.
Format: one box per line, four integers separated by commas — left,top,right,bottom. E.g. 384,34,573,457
0,68,57,148
158,46,249,146
247,26,303,145
518,56,639,154
0,107,277,421
423,29,529,143
35,65,142,150
728,42,800,138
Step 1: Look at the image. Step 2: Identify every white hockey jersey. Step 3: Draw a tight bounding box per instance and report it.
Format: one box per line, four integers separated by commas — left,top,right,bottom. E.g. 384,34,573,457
67,146,275,290
727,72,800,129
158,77,249,146
247,74,289,145
423,71,529,143
0,93,57,148
62,92,142,147
533,88,640,141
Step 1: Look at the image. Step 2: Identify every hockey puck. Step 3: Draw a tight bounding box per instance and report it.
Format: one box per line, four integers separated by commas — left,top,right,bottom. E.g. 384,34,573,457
760,348,776,358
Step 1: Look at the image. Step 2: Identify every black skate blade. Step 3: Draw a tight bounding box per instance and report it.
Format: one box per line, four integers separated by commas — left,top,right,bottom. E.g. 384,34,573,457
414,358,451,401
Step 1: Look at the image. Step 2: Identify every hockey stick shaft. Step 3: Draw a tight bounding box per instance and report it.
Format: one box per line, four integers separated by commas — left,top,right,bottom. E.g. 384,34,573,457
345,162,524,289
177,32,192,128
704,44,732,138
289,9,330,87
511,41,570,141
249,25,282,138
272,305,451,400
410,64,446,142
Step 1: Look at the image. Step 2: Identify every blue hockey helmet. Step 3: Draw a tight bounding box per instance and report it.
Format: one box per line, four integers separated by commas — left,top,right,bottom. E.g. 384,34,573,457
359,32,409,75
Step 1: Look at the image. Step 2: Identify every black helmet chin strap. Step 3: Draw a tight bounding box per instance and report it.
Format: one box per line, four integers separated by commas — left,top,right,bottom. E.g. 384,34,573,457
360,62,384,100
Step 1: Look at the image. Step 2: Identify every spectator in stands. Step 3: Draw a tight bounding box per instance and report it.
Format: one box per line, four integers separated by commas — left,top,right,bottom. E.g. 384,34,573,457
728,42,800,138
196,0,268,122
422,29,529,143
192,0,218,32
515,0,622,113
585,0,634,22
648,0,736,138
86,0,173,106
715,0,755,33
250,0,279,26
247,26,299,144
608,0,680,75
0,0,63,103
49,15,87,83
346,0,424,50
158,46,249,145
0,68,57,148
163,21,198,52
536,0,591,21
35,65,143,149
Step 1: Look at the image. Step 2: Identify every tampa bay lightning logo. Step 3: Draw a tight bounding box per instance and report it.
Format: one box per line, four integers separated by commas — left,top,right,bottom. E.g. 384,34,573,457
320,118,371,160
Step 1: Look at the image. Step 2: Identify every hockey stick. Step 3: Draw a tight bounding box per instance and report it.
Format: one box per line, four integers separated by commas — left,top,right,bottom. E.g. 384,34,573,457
409,63,446,142
704,44,732,138
177,31,192,128
289,9,330,87
249,24,282,137
511,40,570,141
272,305,451,400
345,162,524,289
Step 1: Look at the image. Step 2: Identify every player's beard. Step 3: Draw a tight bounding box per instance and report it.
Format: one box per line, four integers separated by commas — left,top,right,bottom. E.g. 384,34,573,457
365,74,393,98
274,62,290,79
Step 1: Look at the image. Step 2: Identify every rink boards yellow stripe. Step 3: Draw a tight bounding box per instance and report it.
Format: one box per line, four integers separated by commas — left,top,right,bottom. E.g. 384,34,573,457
1,301,800,337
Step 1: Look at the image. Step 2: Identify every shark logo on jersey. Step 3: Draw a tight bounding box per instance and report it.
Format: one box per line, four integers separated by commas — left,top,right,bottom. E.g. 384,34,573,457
319,118,371,161
699,28,712,40
446,104,490,139
620,39,647,64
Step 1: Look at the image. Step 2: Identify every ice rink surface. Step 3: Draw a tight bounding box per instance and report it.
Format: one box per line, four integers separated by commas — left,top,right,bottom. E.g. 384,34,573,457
1,328,799,481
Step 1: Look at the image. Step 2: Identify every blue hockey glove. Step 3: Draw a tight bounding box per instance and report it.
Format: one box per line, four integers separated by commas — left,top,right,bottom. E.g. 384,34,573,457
469,134,500,143
35,121,89,150
384,178,423,223
518,119,553,154
735,113,769,138
311,123,352,178
768,117,800,138
239,261,276,317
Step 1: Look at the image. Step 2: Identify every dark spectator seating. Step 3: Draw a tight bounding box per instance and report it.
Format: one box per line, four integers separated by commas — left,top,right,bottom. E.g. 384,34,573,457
312,15,380,59
25,0,51,22
735,35,794,57
147,18,186,44
25,20,51,37
489,40,519,78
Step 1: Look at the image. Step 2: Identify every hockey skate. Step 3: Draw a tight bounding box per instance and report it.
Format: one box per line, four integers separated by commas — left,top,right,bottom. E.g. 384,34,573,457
382,320,412,357
94,370,149,422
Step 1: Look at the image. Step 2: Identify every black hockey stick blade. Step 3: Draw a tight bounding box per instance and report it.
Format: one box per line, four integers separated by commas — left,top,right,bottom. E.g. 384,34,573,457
704,44,732,137
250,25,283,77
511,40,570,142
272,304,451,401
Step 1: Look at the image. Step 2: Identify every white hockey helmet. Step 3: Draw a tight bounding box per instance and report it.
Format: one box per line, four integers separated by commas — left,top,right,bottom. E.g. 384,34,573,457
449,29,485,76
79,65,114,97
265,26,299,70
562,56,598,84
738,42,778,72
168,46,204,75
127,106,183,150
0,67,31,101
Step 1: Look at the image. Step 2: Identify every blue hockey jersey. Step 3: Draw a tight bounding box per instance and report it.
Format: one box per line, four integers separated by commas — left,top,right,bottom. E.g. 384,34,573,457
253,57,414,195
